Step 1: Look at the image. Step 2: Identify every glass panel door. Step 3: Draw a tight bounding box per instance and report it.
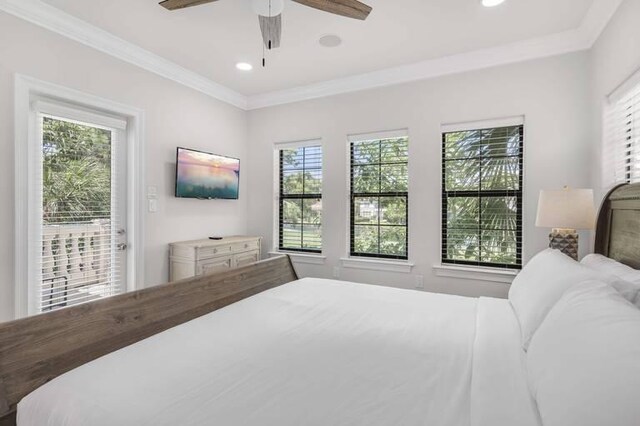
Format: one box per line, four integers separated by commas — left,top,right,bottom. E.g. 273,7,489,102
35,113,127,313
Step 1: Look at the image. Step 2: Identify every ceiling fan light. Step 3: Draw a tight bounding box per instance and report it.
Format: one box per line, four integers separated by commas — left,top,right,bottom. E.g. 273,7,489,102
481,0,505,7
252,0,285,17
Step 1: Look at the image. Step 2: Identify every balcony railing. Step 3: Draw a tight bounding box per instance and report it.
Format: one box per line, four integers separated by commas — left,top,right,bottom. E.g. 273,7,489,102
41,220,115,311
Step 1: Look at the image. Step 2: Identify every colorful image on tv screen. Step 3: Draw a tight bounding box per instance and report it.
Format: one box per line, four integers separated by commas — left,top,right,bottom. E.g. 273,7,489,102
176,148,240,199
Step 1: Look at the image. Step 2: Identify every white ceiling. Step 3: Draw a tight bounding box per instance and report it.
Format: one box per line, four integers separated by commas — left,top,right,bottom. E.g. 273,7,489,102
40,0,595,96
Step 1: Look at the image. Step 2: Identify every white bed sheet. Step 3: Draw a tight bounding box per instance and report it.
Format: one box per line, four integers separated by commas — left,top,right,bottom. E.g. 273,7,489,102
18,278,537,426
471,297,541,426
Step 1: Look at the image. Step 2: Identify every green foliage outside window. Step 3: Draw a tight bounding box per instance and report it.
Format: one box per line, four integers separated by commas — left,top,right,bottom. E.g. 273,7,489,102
42,117,112,225
279,145,322,251
443,126,523,268
351,137,409,259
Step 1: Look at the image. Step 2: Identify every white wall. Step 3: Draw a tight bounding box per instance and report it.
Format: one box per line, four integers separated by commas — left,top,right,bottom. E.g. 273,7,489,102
247,52,593,299
589,0,640,200
0,12,248,321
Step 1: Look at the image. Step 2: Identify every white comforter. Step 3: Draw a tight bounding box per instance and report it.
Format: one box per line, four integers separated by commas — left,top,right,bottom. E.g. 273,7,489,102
18,278,539,426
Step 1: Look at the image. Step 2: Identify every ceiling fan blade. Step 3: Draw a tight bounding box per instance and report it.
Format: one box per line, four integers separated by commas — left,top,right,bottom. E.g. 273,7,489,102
259,14,282,49
291,0,371,20
159,0,218,11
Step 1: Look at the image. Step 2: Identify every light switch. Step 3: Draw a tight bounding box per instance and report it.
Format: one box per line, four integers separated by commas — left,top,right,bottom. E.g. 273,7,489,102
147,185,157,199
148,199,158,213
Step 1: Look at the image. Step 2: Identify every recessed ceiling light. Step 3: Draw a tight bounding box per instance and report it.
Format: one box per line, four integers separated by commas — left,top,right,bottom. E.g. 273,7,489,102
236,62,253,71
319,34,342,48
482,0,505,7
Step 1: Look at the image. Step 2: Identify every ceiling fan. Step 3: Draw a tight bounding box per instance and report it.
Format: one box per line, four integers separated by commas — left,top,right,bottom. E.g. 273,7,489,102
159,0,372,55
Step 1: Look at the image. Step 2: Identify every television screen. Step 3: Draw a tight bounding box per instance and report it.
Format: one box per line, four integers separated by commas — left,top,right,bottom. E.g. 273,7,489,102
175,147,240,199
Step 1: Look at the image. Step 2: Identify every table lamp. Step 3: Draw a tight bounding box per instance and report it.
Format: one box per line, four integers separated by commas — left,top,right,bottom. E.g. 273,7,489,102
535,187,596,260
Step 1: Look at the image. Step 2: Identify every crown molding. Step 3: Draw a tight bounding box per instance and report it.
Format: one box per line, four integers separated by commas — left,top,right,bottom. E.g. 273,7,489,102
0,0,623,111
247,28,590,110
0,0,247,110
247,0,623,110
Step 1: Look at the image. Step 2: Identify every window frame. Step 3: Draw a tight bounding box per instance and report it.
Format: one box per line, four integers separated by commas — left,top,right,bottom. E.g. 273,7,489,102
604,68,640,188
441,120,524,270
275,140,323,254
348,131,409,261
14,75,145,319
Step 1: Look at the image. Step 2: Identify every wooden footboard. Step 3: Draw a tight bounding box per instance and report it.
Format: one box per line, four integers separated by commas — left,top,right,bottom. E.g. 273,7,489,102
0,255,298,424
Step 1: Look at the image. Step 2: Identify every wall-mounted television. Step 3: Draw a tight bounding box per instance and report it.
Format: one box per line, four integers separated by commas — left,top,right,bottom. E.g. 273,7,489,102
175,147,240,200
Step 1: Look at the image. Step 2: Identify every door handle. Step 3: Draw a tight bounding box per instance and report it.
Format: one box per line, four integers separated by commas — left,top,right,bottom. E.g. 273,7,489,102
117,243,128,251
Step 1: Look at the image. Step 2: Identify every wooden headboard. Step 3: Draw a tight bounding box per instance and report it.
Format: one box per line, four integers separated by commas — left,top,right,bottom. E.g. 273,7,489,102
594,183,640,269
0,255,298,425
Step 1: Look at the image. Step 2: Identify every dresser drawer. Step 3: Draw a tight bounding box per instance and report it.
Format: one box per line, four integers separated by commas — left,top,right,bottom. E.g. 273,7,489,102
197,244,232,260
233,250,260,268
197,256,233,275
231,240,260,253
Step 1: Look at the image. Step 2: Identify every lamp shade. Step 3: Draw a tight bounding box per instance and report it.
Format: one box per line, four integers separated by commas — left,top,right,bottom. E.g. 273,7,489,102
535,188,596,230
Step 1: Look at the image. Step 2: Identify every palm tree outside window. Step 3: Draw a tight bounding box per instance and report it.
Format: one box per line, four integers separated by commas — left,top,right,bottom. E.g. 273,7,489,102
442,123,523,269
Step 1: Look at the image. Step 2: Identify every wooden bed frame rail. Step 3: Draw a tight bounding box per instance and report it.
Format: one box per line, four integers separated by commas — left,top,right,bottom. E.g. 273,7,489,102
0,255,298,424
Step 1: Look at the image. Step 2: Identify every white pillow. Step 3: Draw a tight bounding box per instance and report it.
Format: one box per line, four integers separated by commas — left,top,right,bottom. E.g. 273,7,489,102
581,253,640,283
581,254,640,307
508,249,618,350
527,281,640,426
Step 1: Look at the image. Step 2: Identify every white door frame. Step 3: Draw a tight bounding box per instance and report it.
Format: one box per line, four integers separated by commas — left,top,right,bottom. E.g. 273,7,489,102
14,74,145,319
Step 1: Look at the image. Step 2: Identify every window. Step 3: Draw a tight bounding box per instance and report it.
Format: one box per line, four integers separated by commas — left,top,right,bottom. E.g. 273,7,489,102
349,132,409,260
442,122,523,269
30,101,130,314
603,74,640,187
278,143,323,252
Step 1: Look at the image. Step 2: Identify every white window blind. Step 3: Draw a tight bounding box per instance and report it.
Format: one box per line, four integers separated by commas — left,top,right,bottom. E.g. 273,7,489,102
441,121,523,270
276,141,323,253
604,75,640,187
33,102,127,314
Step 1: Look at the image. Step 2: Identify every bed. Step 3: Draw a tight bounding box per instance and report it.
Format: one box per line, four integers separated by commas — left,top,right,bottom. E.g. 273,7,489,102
1,183,640,426
15,279,540,426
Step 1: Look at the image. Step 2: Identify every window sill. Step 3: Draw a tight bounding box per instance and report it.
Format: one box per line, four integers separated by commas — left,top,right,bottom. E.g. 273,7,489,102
269,251,327,265
340,257,414,273
433,264,518,284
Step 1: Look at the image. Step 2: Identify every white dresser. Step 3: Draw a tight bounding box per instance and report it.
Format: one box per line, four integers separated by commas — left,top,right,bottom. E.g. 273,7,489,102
169,236,262,281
